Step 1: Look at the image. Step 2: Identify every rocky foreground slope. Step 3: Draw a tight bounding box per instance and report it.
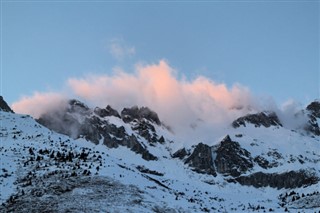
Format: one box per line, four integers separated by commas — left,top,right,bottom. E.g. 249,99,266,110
1,96,320,212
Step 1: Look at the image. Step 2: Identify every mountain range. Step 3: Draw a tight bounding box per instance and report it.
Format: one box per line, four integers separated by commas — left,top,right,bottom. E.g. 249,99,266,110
0,96,319,212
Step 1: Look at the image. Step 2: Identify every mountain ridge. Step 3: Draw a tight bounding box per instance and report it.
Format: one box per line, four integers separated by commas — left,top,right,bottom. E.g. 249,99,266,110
1,96,320,212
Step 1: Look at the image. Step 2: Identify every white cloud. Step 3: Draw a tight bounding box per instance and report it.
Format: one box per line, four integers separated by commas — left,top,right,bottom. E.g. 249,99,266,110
108,38,135,60
13,60,306,145
276,99,308,130
11,92,67,118
66,60,259,142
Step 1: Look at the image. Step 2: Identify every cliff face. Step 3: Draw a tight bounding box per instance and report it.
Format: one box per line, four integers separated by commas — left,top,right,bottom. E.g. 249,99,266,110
306,101,320,135
0,96,14,113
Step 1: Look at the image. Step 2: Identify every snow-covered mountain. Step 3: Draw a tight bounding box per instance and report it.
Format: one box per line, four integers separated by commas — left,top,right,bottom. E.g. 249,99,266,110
1,96,319,212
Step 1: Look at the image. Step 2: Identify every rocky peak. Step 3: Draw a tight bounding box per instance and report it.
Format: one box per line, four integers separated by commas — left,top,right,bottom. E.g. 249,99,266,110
185,143,216,176
213,135,253,177
232,111,282,128
172,148,188,159
38,100,159,161
121,106,161,125
67,99,90,115
306,101,320,118
94,105,120,118
305,101,320,136
0,96,14,113
184,135,254,178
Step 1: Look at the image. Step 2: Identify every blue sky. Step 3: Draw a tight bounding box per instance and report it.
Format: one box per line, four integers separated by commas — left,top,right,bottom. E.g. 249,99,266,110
1,0,319,106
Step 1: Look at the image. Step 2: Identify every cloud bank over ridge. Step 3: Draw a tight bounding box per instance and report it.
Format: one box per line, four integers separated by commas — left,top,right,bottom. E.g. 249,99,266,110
12,60,307,143
13,60,257,123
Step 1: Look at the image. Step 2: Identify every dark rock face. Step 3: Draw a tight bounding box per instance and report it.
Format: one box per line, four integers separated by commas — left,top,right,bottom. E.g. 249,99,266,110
184,136,254,177
136,165,164,176
68,99,90,115
121,106,161,125
305,101,320,135
185,143,216,176
131,120,159,143
306,101,320,118
305,121,320,136
254,156,272,169
235,170,319,189
232,112,282,128
0,96,14,113
172,148,188,159
103,125,157,161
182,135,320,189
79,116,103,144
38,100,158,161
120,106,163,144
214,136,254,177
94,105,121,118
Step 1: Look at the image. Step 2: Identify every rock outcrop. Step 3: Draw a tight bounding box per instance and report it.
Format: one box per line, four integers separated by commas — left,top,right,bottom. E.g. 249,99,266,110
306,101,320,118
67,99,90,115
37,100,160,161
235,170,319,189
0,96,14,113
213,136,254,177
185,136,254,177
102,124,157,161
120,106,163,144
185,143,216,176
121,106,161,125
94,105,121,118
232,112,282,128
172,148,188,159
305,101,320,135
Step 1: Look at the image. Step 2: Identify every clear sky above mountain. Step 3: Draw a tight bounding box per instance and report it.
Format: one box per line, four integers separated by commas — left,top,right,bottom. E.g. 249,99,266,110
1,1,319,107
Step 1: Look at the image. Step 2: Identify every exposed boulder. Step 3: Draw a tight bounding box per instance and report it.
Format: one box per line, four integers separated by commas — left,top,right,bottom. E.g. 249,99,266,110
158,136,165,144
232,112,282,128
214,135,254,177
121,106,161,125
235,170,319,189
185,143,216,176
0,96,14,113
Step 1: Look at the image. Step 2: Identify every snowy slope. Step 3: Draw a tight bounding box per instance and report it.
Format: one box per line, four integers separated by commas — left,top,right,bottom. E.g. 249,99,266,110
1,98,320,212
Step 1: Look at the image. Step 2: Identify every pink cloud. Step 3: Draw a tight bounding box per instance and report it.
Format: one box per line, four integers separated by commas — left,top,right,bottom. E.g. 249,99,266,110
12,60,261,144
67,60,257,129
11,92,67,118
